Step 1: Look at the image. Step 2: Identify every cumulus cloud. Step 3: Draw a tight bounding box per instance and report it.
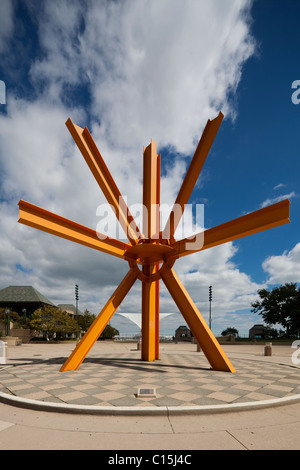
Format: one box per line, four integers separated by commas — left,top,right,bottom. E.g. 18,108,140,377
0,0,260,334
28,0,255,154
262,243,300,284
260,192,296,208
273,183,287,190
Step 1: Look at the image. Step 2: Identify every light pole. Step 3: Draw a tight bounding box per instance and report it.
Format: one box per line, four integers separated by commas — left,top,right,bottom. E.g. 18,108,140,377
75,284,79,338
209,286,212,330
22,308,27,326
5,309,10,336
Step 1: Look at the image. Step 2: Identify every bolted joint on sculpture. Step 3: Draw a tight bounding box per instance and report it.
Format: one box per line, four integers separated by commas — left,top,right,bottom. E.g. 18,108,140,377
18,111,290,374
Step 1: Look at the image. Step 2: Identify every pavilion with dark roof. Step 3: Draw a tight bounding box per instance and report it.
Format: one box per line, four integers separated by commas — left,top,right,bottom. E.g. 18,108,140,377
0,286,55,317
57,304,83,318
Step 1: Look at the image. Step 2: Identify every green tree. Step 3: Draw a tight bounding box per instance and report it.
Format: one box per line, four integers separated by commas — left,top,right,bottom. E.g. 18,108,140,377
99,324,119,340
221,327,239,337
30,306,80,341
77,309,96,333
0,307,22,325
251,283,300,337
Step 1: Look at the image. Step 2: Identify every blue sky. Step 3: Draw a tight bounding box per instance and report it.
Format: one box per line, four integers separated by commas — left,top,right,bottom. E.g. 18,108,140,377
0,0,299,337
194,0,300,285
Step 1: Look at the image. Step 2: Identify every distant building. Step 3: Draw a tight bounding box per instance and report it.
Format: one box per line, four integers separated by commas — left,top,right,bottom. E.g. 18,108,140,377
0,285,55,317
249,324,270,340
175,325,193,342
57,304,83,318
0,286,83,320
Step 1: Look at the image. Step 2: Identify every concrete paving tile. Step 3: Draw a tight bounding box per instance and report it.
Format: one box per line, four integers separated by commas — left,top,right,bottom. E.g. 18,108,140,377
0,420,14,432
8,383,35,391
72,383,100,391
250,378,274,384
41,385,66,394
0,377,23,383
93,391,125,401
22,391,52,400
55,378,77,384
169,391,200,402
279,378,300,385
244,391,279,401
166,377,190,384
193,377,215,384
82,377,104,383
229,422,300,450
56,391,87,401
230,383,260,392
259,386,293,397
102,383,129,391
155,386,180,396
199,383,226,392
191,396,225,406
28,378,52,384
168,383,194,391
149,396,183,406
110,377,132,383
206,391,241,402
108,396,142,407
264,384,294,392
69,395,106,406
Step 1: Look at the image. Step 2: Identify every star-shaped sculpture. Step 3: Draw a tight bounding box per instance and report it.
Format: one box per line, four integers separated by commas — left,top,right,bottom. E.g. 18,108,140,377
18,112,290,373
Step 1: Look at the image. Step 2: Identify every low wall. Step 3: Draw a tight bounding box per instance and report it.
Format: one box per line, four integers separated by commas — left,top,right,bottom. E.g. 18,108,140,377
216,335,236,344
11,328,33,344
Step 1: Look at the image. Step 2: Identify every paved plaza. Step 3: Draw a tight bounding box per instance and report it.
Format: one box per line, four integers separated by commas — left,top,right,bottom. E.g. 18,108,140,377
0,341,300,412
0,341,300,450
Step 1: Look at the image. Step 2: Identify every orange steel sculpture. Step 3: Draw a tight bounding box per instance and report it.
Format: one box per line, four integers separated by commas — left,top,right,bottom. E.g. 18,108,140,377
18,112,290,373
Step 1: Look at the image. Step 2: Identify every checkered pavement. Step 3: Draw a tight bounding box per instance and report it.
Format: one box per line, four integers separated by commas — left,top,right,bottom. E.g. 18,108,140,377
0,352,300,407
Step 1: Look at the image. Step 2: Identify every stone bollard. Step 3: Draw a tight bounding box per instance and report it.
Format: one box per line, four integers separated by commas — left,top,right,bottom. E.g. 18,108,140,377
137,340,141,351
0,340,7,365
197,342,201,352
264,342,272,356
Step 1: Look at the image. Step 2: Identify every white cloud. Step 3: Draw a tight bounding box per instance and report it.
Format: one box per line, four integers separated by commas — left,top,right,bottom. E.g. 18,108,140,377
262,243,300,284
29,0,255,154
0,0,260,336
273,183,286,190
260,192,296,208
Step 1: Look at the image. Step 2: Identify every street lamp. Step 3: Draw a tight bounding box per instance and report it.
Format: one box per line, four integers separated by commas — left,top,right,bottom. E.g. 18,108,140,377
75,284,79,338
22,308,27,325
209,286,212,330
5,309,10,336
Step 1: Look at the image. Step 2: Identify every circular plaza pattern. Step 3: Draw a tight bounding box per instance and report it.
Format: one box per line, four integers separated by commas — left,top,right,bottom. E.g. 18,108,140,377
0,342,299,414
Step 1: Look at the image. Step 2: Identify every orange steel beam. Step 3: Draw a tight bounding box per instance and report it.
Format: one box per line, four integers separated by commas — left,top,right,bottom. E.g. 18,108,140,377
141,263,157,362
18,112,290,375
141,140,160,361
161,266,236,373
66,118,141,244
155,153,161,360
163,112,224,239
142,139,160,239
18,200,130,260
169,199,290,259
60,268,138,371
